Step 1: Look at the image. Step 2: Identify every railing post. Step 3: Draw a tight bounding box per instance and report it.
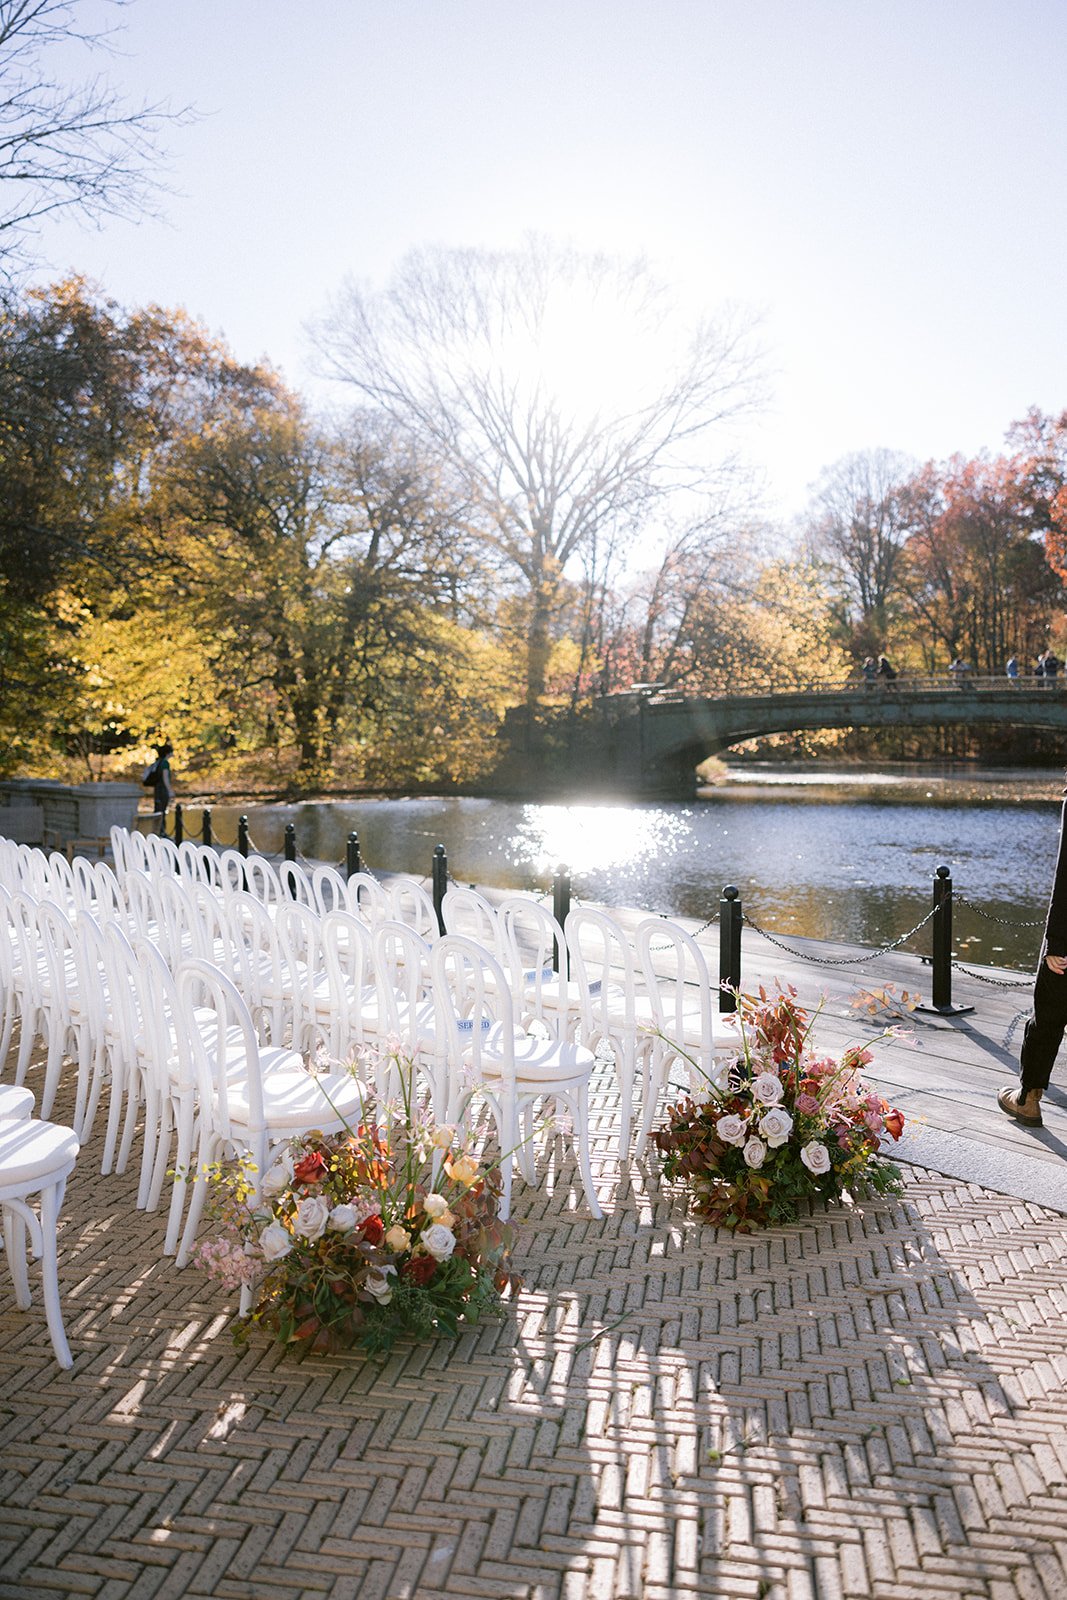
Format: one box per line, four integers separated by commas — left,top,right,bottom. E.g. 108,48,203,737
238,815,250,857
432,844,448,936
719,885,742,1013
284,822,296,863
552,864,571,973
173,803,183,846
917,865,974,1016
346,830,361,880
202,807,212,848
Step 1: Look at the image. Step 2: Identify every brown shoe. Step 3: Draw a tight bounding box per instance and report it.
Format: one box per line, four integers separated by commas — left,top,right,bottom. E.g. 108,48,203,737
997,1084,1044,1126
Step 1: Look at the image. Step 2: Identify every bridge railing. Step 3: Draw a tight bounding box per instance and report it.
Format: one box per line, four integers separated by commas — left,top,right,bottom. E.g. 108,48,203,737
641,672,1066,701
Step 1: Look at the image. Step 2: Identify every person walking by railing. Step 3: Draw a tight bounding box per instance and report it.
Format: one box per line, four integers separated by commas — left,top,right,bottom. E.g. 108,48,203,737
142,741,174,835
1034,653,1046,683
999,785,1067,1127
877,654,897,688
861,656,877,688
1005,655,1019,684
1040,649,1060,687
949,657,972,688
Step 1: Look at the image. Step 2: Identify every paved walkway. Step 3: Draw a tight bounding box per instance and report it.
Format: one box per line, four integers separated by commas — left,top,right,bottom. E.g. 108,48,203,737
3,1012,1067,1600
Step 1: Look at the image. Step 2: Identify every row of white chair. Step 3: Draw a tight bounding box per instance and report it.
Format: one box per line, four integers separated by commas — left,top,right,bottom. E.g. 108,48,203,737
3,833,740,1251
7,832,741,1159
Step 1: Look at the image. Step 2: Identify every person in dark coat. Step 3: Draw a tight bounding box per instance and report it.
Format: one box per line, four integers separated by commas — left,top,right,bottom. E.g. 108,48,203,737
999,791,1067,1125
150,741,174,835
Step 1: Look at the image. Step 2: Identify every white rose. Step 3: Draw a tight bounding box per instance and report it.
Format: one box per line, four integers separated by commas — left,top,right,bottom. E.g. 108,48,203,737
328,1204,358,1232
715,1114,746,1146
423,1192,450,1219
364,1268,395,1304
759,1107,794,1149
752,1072,784,1107
261,1153,294,1198
292,1196,331,1240
800,1141,832,1175
742,1136,767,1169
259,1221,292,1260
421,1223,457,1260
430,1125,456,1150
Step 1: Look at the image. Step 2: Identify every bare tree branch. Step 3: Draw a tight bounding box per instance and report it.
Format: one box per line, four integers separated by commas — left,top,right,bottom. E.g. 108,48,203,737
0,0,192,270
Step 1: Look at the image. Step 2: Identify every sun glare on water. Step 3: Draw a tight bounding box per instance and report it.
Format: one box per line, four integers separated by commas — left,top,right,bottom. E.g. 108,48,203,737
509,804,690,879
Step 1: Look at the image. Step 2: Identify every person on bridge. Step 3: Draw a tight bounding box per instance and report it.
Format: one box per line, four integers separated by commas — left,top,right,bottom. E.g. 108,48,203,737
998,795,1067,1127
1006,655,1019,682
877,654,897,685
1041,649,1060,685
862,657,877,687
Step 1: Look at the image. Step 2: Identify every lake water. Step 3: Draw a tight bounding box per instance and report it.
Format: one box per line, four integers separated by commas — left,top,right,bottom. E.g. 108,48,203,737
190,763,1065,972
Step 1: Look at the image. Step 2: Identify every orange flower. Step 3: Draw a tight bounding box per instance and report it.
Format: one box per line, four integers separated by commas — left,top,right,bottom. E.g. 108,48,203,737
883,1108,905,1141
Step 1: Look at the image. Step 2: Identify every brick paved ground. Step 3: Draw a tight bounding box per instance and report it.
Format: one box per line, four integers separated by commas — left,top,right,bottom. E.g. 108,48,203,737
3,1042,1067,1600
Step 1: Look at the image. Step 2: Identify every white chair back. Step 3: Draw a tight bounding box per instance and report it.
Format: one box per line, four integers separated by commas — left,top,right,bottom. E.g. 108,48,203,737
311,863,349,916
278,858,315,908
388,876,440,942
441,886,502,955
345,870,391,925
320,909,379,1062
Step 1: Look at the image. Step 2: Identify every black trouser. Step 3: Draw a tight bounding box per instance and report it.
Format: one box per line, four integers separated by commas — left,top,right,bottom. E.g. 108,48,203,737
1019,960,1067,1093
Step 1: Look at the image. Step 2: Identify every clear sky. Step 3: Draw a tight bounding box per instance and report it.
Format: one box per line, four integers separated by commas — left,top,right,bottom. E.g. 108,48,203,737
32,0,1067,520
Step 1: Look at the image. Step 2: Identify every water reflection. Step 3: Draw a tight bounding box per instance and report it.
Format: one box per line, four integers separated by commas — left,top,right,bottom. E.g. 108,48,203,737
194,766,1061,972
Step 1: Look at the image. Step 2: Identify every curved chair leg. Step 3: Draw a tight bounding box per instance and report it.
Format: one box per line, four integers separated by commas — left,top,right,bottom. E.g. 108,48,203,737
633,1043,667,1160
14,1004,39,1085
566,1084,604,1220
2,1203,32,1308
39,1025,67,1122
39,1178,73,1369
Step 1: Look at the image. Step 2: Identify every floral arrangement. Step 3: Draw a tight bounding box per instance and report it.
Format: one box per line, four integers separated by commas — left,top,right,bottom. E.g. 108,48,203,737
195,1052,521,1355
654,983,907,1231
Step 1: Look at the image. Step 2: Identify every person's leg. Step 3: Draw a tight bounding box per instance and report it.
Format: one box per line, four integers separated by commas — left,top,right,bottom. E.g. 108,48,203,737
1020,962,1067,1093
999,962,1067,1124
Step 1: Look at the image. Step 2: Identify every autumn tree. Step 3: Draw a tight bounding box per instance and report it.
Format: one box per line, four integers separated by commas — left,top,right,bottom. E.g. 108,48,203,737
897,455,1062,672
0,277,281,771
163,397,500,780
804,448,915,658
1004,407,1067,579
314,238,762,710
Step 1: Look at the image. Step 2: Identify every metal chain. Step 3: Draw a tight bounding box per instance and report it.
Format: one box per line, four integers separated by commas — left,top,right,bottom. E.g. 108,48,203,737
952,891,1045,929
644,910,719,952
740,903,938,967
950,959,1033,988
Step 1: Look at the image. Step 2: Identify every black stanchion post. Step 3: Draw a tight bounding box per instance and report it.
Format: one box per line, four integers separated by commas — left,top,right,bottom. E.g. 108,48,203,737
432,844,448,936
552,864,571,973
238,815,250,857
346,831,361,880
916,865,974,1016
719,885,742,1013
173,803,183,846
202,807,212,848
284,822,296,863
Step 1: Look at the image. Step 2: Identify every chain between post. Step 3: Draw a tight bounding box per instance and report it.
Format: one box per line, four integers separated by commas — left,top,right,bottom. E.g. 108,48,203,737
740,904,939,967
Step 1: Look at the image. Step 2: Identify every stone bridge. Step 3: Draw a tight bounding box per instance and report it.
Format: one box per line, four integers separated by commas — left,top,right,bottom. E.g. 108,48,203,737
494,676,1067,798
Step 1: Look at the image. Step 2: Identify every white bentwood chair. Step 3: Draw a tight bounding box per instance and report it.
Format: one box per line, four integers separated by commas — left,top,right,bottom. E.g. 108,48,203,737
431,933,603,1221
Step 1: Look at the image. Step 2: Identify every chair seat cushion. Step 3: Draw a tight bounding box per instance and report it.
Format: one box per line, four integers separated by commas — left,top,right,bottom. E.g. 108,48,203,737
0,1118,79,1191
226,1069,370,1129
471,1027,596,1085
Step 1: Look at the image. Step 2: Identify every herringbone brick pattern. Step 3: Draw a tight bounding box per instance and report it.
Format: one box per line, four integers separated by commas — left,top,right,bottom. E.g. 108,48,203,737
2,1046,1067,1600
